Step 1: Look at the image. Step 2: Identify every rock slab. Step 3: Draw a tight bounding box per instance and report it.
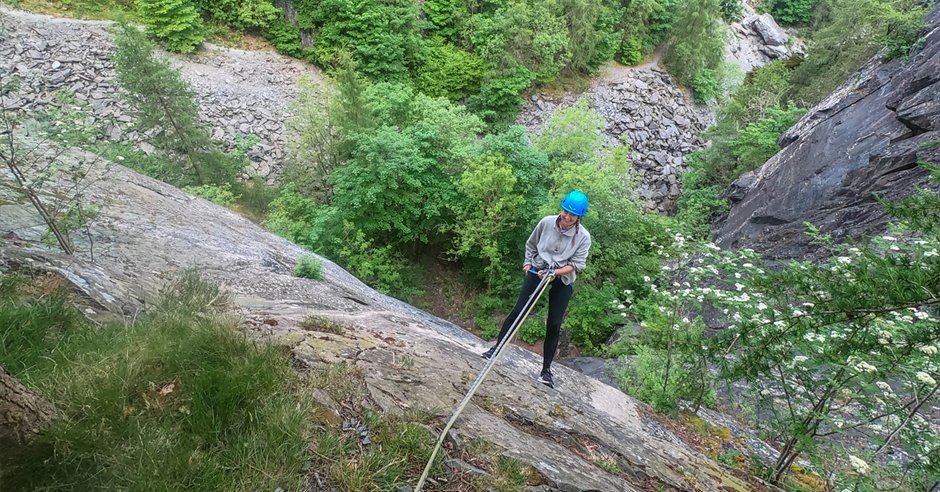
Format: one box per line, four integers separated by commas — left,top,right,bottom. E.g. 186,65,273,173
715,4,940,260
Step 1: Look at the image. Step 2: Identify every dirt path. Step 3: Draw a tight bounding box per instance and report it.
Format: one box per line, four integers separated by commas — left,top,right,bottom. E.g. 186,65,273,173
596,43,668,85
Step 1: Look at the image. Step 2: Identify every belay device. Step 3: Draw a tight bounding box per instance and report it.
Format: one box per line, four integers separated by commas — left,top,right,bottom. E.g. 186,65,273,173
414,271,556,491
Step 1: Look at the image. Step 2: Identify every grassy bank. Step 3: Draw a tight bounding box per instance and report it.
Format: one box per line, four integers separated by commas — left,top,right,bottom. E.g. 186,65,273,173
0,271,311,490
0,271,544,491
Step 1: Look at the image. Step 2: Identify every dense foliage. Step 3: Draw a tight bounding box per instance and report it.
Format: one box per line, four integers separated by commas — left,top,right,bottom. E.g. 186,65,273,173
613,169,940,488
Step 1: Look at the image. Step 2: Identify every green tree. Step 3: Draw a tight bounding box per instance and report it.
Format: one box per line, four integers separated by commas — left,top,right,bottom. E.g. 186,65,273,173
662,0,727,90
467,0,570,83
560,0,622,73
450,153,525,289
423,0,461,39
282,76,340,202
137,0,206,53
761,0,817,24
618,0,676,58
416,42,488,100
720,60,793,124
535,98,605,165
467,65,534,127
311,83,482,253
300,0,427,82
112,23,239,186
193,0,281,30
474,126,551,288
787,0,930,106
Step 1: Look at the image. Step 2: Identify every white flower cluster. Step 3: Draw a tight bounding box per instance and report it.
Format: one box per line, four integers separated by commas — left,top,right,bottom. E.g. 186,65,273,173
848,455,871,475
916,371,937,386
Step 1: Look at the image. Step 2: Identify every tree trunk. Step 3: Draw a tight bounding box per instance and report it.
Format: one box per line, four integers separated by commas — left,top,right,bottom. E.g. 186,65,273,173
0,365,56,444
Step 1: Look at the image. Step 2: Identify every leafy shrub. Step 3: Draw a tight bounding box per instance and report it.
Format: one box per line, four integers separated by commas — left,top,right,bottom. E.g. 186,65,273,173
137,0,206,53
517,312,547,344
618,37,644,66
690,68,721,103
675,184,729,237
294,254,324,280
233,176,279,221
263,183,318,249
563,283,622,354
338,223,421,299
184,183,238,206
764,0,816,25
727,103,806,172
611,315,712,414
720,0,743,21
415,42,487,101
264,18,305,58
720,60,792,124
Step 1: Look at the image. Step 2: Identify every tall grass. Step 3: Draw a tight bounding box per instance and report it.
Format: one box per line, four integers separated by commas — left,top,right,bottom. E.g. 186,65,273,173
0,271,310,491
1,271,550,491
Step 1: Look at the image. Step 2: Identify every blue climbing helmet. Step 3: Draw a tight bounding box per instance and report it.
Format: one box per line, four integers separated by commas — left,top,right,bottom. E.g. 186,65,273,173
560,190,589,216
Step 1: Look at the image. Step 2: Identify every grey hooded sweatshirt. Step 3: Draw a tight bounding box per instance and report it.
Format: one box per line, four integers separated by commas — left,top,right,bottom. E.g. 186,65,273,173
523,215,592,285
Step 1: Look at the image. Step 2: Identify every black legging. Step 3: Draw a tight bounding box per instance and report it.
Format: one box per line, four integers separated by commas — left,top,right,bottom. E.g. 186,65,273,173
494,272,573,372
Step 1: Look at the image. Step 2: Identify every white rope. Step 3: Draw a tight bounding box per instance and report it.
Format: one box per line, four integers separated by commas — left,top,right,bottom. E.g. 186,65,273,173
414,273,555,491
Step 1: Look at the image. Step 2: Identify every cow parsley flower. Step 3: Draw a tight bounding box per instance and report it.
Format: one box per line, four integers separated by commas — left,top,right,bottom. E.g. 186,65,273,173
916,372,937,385
849,455,871,475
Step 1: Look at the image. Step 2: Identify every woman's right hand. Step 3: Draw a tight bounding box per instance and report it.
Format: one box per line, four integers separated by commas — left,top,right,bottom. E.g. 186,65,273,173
523,264,532,274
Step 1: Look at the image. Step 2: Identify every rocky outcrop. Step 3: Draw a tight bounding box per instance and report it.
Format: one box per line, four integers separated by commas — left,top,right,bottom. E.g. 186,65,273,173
0,7,318,179
0,133,769,491
714,4,940,260
519,68,714,213
518,10,803,214
726,13,805,73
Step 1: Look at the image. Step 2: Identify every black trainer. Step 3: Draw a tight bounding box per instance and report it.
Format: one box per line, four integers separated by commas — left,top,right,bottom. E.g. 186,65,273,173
480,347,496,359
537,369,554,388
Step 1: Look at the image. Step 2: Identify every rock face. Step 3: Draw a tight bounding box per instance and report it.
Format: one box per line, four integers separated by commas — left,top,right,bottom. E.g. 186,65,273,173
715,4,940,260
0,7,319,179
0,135,769,491
518,68,714,213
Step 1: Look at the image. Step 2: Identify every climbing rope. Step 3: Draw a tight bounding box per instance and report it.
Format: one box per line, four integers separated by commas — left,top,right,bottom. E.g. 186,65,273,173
414,272,555,492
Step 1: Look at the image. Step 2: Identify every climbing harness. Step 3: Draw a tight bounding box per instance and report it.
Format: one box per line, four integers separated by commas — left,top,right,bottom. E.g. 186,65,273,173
414,271,556,491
